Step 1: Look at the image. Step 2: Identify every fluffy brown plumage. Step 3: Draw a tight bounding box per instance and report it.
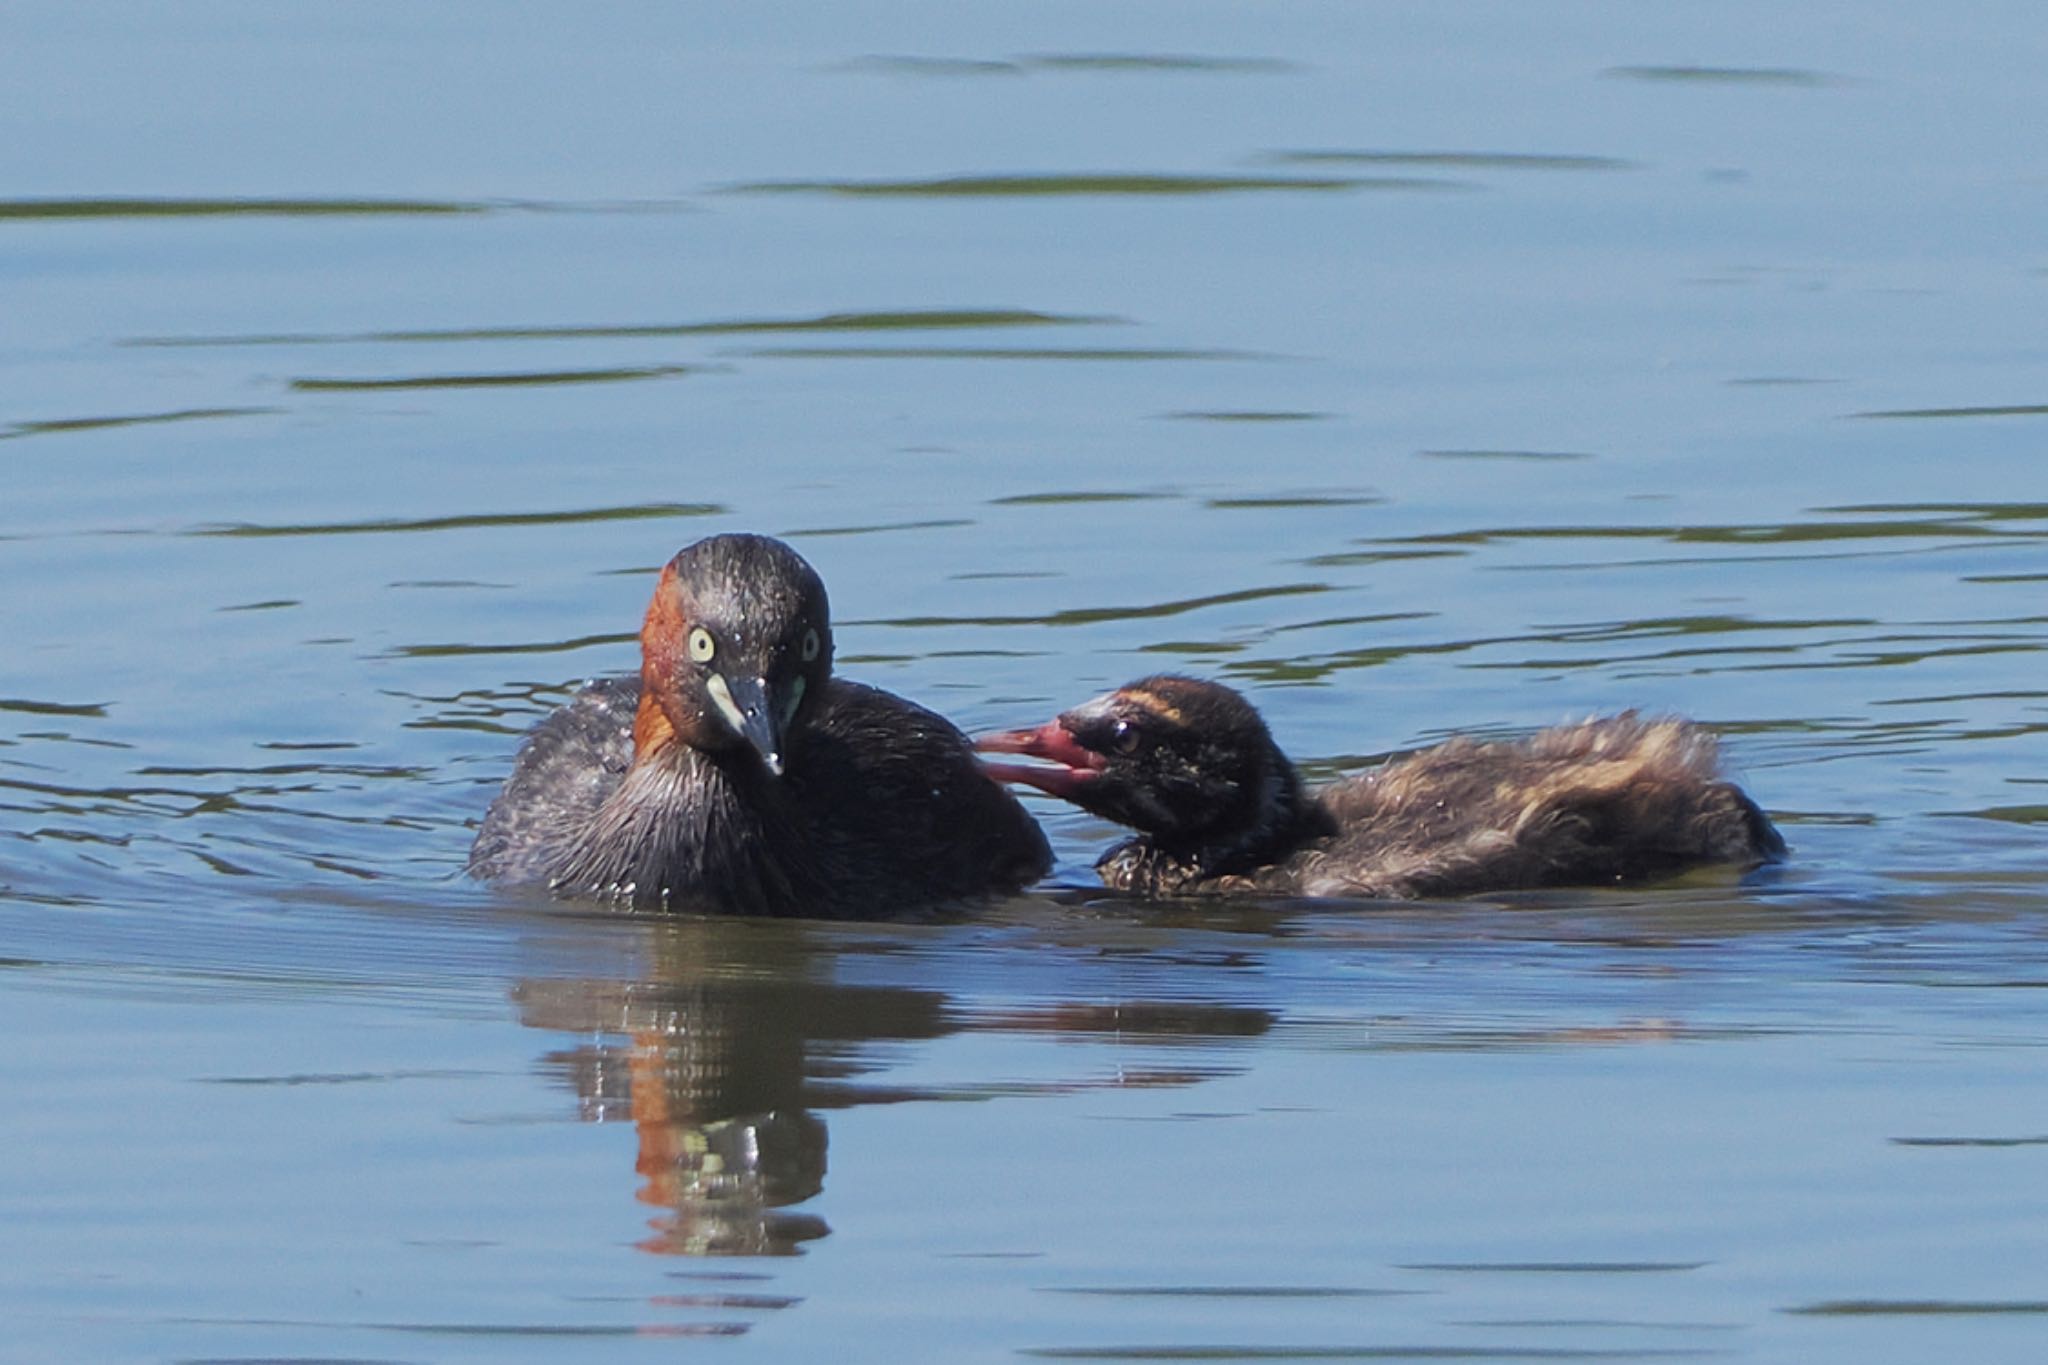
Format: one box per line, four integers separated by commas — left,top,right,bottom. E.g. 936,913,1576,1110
470,534,1050,916
979,674,1782,899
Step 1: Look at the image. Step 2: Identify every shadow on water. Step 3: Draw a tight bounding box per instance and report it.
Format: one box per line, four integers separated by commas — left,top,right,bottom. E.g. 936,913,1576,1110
125,307,1117,349
737,344,1264,362
837,52,1304,77
0,196,490,219
1015,1343,1725,1359
393,633,638,660
784,517,978,538
0,698,111,719
189,503,725,538
289,365,701,392
721,173,1467,198
1601,65,1844,87
1419,449,1597,463
848,582,1331,629
1785,1300,2048,1316
1851,404,2048,420
0,196,704,221
1164,411,1336,424
1260,149,1636,173
1365,504,2048,551
0,407,278,441
12,306,1146,469
1206,492,1381,509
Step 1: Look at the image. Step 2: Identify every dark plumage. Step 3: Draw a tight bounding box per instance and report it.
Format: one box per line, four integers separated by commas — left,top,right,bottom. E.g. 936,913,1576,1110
469,534,1049,917
978,674,1783,899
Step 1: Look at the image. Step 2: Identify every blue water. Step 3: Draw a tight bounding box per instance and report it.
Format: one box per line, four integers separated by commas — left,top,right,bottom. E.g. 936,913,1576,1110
6,3,2048,1361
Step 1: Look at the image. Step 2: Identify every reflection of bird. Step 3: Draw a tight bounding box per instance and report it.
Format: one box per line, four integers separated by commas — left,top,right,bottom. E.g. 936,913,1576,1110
980,674,1783,898
469,533,1049,916
514,915,1283,1258
523,975,835,1259
515,919,953,1258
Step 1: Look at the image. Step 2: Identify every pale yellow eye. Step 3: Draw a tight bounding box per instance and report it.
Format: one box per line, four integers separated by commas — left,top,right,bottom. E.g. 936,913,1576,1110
687,626,716,664
800,627,821,663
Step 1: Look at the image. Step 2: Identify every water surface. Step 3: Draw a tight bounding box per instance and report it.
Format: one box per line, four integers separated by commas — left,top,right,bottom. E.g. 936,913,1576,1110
5,3,2048,1362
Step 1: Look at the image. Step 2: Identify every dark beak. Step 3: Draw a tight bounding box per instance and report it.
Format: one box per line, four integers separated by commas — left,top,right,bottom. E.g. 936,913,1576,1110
719,673,787,776
976,720,1106,800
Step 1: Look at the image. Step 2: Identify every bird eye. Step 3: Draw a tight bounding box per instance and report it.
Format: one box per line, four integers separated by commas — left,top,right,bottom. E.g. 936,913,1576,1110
800,627,821,663
1111,718,1141,755
687,626,716,664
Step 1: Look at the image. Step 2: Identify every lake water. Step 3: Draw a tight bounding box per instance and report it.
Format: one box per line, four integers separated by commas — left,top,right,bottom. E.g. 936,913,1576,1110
6,2,2048,1361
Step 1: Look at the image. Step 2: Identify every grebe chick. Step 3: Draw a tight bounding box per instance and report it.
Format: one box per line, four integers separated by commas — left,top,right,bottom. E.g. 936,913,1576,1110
978,675,1782,899
469,533,1049,916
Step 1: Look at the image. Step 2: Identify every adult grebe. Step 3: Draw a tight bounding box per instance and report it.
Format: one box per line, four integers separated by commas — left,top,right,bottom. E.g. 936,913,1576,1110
471,533,1049,916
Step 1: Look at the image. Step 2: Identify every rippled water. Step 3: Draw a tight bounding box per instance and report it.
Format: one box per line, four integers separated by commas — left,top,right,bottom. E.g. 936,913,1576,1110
6,3,2048,1361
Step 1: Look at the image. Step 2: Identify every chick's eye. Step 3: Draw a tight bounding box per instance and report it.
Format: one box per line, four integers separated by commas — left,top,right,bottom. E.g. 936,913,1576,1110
800,627,821,663
687,626,716,664
1111,718,1141,755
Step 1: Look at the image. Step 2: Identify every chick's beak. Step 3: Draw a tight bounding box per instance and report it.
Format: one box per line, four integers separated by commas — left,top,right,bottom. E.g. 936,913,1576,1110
976,719,1107,800
708,672,786,776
